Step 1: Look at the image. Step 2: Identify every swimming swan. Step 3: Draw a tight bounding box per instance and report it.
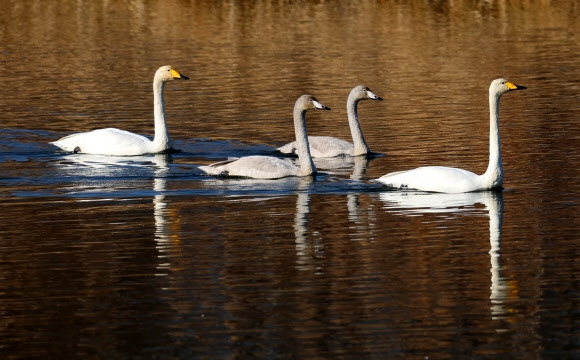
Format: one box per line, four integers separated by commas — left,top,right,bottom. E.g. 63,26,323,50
198,95,330,179
375,78,526,193
50,65,189,156
277,85,382,157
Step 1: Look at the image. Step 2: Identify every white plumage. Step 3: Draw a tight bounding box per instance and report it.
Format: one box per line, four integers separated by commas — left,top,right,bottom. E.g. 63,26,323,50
50,65,188,156
375,78,525,193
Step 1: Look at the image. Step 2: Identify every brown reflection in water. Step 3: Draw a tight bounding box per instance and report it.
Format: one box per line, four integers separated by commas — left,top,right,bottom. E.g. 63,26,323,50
0,187,536,357
187,191,519,357
0,0,579,357
2,1,578,185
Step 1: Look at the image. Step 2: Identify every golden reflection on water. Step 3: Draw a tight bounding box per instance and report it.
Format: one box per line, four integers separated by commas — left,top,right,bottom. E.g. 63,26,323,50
1,0,579,358
2,0,578,180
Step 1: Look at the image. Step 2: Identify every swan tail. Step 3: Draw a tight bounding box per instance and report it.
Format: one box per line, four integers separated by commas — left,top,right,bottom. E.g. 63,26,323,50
50,134,84,152
199,165,227,176
198,158,241,176
276,142,297,155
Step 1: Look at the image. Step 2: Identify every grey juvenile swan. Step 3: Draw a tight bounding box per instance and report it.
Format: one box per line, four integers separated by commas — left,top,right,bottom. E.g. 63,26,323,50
276,85,382,157
199,95,330,179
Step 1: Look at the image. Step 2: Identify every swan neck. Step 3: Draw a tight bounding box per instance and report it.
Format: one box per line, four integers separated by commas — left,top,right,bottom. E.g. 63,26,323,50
347,96,370,156
153,79,172,152
294,106,316,176
482,92,503,188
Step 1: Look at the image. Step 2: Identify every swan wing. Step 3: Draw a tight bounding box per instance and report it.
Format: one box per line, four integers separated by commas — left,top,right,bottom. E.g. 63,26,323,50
277,136,354,158
199,156,299,179
51,128,154,156
308,136,354,157
376,166,481,193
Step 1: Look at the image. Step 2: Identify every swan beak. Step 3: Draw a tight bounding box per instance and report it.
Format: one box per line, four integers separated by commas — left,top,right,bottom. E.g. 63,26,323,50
170,69,189,80
369,91,383,101
506,81,526,90
313,100,331,111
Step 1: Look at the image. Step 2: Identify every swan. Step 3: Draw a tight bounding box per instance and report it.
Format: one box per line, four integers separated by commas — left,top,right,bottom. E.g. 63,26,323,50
50,65,189,156
276,85,382,157
375,78,526,193
198,95,330,179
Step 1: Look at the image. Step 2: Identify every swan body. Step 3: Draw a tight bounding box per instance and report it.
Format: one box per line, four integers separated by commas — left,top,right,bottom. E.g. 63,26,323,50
375,78,525,193
199,95,330,179
277,85,382,157
50,65,189,156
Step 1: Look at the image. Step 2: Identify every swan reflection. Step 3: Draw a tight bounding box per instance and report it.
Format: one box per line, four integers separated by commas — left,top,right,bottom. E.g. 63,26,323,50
200,174,321,272
293,177,323,272
151,155,179,276
56,153,179,276
312,154,370,180
346,156,370,225
55,153,172,196
294,158,371,271
379,190,516,329
58,153,169,169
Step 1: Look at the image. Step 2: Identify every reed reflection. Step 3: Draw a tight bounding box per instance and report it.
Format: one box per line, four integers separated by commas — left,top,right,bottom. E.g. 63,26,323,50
379,190,516,329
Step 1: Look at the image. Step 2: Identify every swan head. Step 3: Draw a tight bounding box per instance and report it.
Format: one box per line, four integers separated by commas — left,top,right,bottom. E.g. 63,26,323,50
352,85,383,101
490,78,526,96
155,65,189,82
297,94,331,111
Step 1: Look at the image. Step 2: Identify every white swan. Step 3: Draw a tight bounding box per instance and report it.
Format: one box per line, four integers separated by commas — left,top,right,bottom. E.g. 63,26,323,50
50,65,189,156
198,95,330,179
276,85,382,157
375,78,525,193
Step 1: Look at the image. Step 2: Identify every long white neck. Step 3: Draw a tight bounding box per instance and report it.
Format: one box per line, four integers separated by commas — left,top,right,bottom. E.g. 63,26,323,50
294,106,316,176
152,78,172,152
347,94,370,156
481,90,503,189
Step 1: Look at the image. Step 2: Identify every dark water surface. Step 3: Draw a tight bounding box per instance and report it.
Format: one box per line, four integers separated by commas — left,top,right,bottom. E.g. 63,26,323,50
1,1,579,359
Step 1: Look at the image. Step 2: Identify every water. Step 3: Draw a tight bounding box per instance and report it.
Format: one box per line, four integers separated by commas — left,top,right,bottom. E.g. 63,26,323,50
1,1,579,358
